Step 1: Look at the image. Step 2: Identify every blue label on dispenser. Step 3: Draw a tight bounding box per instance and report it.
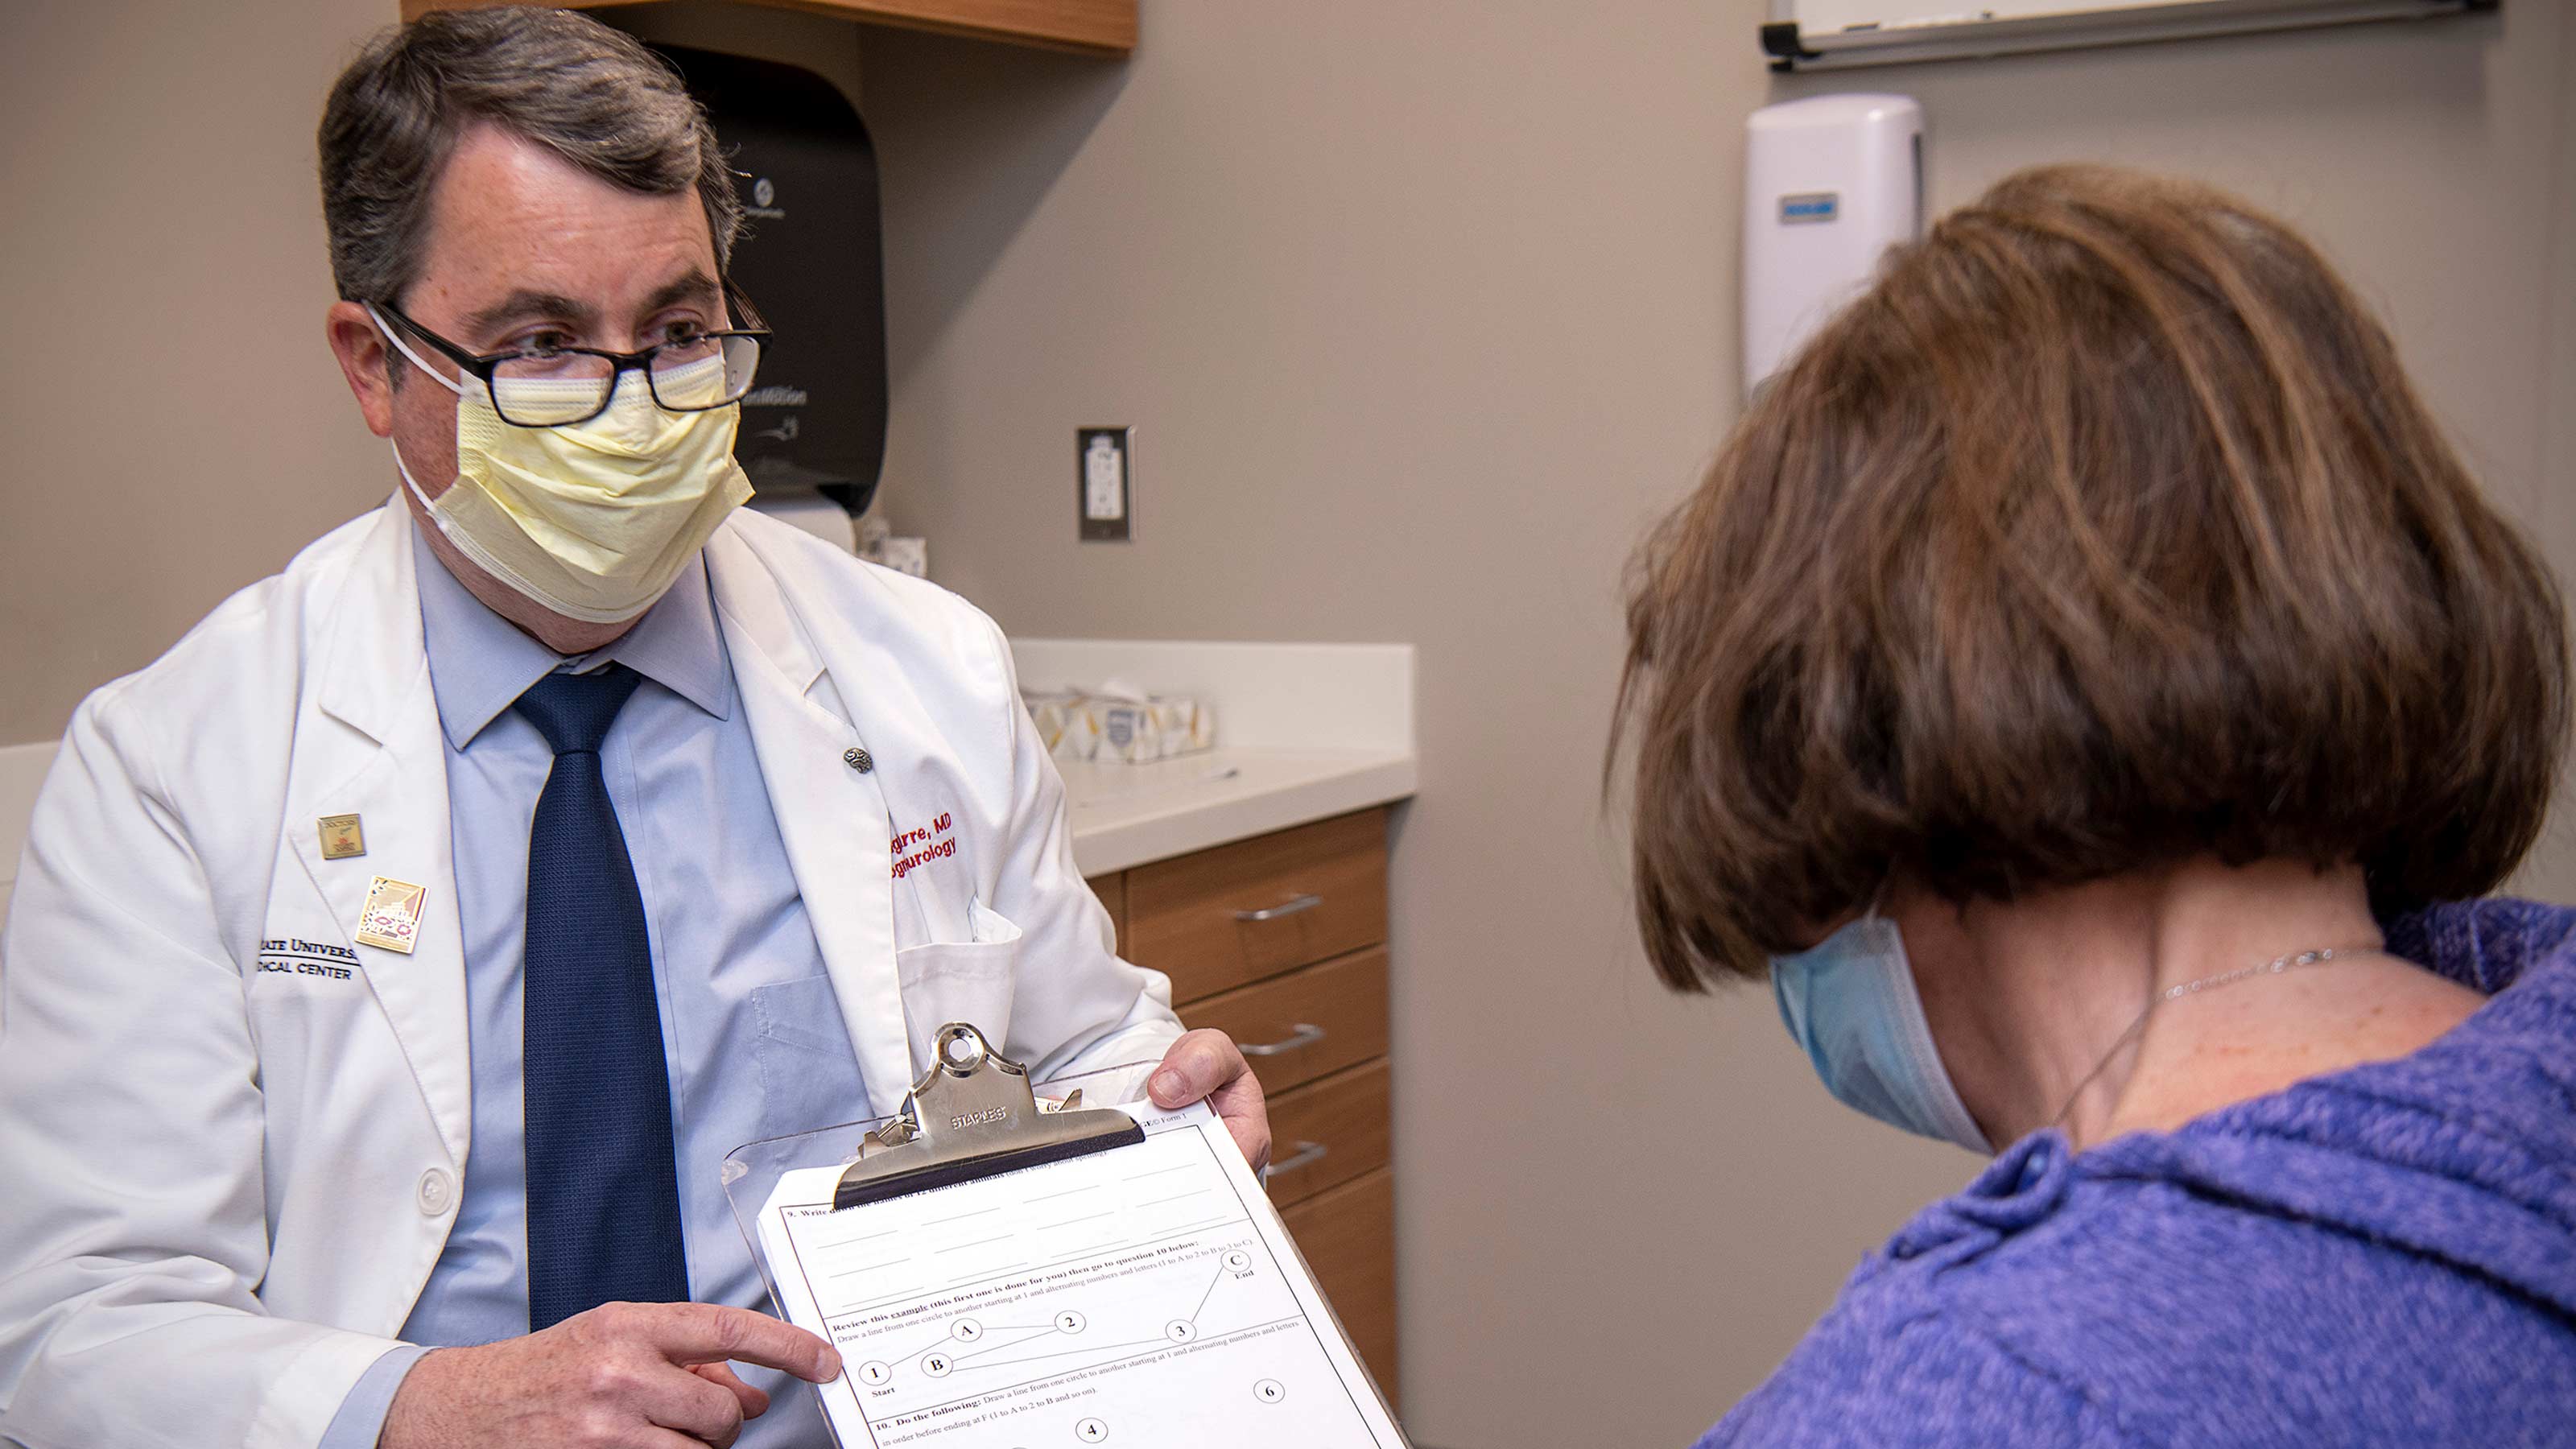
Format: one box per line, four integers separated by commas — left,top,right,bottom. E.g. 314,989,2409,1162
1780,192,1841,225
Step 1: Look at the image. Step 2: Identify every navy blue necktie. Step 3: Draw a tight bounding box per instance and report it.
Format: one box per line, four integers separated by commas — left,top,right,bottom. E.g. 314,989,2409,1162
516,663,689,1331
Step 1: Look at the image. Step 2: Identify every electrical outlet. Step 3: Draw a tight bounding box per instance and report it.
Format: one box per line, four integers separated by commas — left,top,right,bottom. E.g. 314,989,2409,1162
1078,427,1132,542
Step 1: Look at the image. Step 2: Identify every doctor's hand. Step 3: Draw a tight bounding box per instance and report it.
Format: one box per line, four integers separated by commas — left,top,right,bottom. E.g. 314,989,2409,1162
381,1301,841,1449
1148,1027,1272,1172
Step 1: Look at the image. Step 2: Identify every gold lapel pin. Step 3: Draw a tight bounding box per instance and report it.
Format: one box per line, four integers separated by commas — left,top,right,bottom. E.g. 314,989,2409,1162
355,876,427,955
318,814,367,861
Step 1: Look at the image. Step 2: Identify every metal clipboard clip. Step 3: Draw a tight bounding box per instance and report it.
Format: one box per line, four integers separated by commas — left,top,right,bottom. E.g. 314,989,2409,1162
832,1022,1146,1212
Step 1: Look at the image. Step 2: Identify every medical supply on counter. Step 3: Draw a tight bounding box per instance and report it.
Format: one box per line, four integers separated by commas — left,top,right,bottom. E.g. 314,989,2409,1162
856,514,929,578
1023,680,1215,765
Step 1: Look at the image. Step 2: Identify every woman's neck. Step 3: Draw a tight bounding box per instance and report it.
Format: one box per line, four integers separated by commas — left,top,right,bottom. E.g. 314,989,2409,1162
1898,857,2486,1150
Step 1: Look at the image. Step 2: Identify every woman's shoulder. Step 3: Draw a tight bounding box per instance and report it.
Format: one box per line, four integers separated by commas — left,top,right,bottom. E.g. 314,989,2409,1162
1697,1137,2156,1447
1695,1293,2126,1449
1707,1087,2576,1449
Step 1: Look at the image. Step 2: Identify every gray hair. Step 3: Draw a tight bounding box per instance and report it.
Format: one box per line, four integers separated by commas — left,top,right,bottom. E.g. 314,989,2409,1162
318,8,741,305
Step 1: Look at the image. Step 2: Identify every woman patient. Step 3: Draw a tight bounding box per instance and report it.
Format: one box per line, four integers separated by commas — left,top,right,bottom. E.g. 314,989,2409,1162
1615,164,2576,1444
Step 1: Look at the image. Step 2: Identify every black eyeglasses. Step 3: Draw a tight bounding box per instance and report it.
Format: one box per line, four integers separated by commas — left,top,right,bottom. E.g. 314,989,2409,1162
369,292,770,428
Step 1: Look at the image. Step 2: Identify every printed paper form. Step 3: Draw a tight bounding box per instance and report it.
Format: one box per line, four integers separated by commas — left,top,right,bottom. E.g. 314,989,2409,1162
756,1100,1404,1447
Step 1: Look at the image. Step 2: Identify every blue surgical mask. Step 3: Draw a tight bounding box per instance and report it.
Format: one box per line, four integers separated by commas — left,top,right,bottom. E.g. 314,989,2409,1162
1770,914,1990,1153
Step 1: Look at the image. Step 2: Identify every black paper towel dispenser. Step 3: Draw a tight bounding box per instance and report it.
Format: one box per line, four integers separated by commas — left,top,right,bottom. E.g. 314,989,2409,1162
652,44,887,520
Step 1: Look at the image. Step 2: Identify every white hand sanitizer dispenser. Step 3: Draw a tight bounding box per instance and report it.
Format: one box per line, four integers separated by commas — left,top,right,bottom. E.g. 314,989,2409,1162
1741,94,1923,400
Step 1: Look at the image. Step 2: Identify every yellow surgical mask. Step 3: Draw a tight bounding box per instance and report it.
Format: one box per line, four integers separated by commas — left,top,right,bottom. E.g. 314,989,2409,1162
372,305,754,625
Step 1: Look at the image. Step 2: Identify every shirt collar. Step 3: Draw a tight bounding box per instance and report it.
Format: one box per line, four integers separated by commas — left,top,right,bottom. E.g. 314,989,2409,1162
411,523,734,749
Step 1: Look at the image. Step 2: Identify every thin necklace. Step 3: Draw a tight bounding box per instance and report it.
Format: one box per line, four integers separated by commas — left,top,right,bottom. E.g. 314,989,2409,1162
2050,943,2381,1136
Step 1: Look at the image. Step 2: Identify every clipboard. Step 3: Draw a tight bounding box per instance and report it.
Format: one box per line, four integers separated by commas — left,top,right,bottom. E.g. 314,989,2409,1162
724,1022,1409,1448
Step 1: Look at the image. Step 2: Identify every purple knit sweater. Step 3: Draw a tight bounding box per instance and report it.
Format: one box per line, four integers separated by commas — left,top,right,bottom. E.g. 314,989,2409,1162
1697,898,2576,1447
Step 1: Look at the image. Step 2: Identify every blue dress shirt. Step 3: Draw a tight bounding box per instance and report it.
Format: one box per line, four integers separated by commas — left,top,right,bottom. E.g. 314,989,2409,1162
321,530,865,1447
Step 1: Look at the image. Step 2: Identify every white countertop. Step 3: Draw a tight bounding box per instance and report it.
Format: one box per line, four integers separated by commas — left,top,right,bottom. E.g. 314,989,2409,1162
1011,638,1419,876
1055,746,1418,877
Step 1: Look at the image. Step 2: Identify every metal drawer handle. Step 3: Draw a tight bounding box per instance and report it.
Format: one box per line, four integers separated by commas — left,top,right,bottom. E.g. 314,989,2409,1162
1237,1022,1326,1056
1233,894,1322,923
1261,1140,1328,1180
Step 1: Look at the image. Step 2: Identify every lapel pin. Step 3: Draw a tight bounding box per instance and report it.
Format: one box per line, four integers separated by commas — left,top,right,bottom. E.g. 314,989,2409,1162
354,876,427,955
844,746,875,774
317,813,367,861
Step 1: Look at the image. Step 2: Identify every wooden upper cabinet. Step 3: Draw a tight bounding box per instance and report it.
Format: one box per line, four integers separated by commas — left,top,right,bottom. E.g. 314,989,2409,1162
399,0,1137,57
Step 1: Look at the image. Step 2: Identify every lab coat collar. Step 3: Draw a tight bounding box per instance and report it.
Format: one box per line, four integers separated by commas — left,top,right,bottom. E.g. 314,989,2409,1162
311,499,433,749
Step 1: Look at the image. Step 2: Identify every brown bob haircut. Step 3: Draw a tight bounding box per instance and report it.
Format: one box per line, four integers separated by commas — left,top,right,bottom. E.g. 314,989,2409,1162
1614,163,2569,991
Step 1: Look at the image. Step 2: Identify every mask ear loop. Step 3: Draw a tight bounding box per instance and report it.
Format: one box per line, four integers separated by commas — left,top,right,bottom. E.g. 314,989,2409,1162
364,303,466,398
1865,871,1992,1153
364,303,464,515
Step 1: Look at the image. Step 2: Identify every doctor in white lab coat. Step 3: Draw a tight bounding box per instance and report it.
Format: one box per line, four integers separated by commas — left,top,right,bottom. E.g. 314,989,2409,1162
0,13,1265,1449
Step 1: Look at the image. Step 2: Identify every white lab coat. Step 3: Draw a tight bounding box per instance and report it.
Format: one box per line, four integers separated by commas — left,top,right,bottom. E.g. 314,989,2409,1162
0,502,1181,1449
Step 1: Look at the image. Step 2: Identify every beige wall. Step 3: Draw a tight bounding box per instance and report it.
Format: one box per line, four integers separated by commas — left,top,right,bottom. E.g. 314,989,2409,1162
855,4,2576,1447
1,0,402,744
3,2,2572,1446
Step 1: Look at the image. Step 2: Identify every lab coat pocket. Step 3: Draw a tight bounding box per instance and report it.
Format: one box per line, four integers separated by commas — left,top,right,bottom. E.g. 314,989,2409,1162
751,974,871,1140
894,900,1022,1079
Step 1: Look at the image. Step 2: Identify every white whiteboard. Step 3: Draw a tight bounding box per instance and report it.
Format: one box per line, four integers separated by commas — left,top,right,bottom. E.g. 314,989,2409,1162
1800,0,2187,27
1766,0,2485,70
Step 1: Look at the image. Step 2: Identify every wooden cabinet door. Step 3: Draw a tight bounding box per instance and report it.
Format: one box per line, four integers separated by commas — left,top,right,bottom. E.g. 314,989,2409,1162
1261,1061,1390,1209
1127,809,1388,1003
1281,1168,1397,1410
1177,947,1389,1096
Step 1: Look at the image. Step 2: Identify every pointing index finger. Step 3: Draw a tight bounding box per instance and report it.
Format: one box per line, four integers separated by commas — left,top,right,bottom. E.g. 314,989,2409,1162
654,1303,843,1383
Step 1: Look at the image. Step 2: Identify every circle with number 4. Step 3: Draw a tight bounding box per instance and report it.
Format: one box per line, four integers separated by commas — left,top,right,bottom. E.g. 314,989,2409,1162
1055,1310,1088,1334
922,1352,953,1378
1223,1250,1253,1273
952,1319,983,1342
1255,1379,1286,1404
857,1361,893,1386
1165,1319,1196,1344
